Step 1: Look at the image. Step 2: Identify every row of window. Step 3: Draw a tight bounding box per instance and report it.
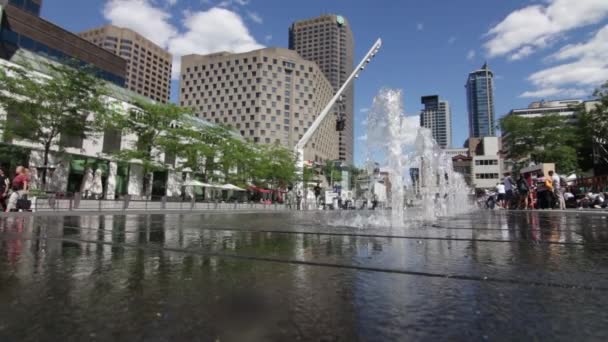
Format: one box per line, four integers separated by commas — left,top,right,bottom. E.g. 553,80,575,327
0,27,126,86
475,159,498,166
475,173,499,179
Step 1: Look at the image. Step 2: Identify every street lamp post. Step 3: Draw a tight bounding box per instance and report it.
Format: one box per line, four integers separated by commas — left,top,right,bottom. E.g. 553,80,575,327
294,38,382,208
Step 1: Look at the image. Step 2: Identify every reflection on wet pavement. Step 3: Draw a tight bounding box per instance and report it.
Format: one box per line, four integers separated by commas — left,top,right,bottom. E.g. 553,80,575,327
1,210,608,341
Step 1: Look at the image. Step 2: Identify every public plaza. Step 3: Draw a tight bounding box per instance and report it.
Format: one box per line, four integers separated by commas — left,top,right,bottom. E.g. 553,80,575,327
2,0,608,340
1,210,608,340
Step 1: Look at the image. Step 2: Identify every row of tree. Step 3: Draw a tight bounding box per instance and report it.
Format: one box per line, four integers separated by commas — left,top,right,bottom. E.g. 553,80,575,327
500,81,608,175
0,60,298,191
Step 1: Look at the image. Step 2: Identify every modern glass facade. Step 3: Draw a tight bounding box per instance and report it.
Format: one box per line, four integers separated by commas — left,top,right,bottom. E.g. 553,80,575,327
0,25,125,85
466,63,495,138
4,0,41,16
0,3,126,86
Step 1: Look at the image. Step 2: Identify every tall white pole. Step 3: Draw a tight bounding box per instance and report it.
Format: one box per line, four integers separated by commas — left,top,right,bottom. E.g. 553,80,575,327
294,38,382,204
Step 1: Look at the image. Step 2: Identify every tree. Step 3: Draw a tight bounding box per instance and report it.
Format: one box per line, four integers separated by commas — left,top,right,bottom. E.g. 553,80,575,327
0,60,109,186
109,100,185,195
323,161,343,186
500,113,580,174
577,81,608,173
252,144,297,189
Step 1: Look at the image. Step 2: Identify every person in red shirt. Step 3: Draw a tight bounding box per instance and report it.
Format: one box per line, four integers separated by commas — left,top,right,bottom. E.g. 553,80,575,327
6,166,28,212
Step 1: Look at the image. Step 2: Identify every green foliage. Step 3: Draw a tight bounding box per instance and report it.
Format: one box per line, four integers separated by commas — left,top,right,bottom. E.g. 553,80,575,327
323,161,343,184
0,60,110,184
500,113,580,174
577,81,608,171
110,100,186,172
251,144,297,188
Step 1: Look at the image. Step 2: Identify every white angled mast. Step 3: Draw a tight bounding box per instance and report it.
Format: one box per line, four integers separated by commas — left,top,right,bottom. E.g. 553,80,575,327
294,38,382,189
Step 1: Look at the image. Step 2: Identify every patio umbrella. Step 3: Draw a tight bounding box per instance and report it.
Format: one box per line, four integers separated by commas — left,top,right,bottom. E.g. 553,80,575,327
220,184,246,191
183,179,213,187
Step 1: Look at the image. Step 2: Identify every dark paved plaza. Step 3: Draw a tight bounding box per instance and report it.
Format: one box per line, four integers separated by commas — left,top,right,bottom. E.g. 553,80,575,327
1,210,608,341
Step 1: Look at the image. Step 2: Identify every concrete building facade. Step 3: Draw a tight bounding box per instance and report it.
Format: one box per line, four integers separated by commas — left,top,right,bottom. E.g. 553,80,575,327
466,62,495,138
0,2,126,85
0,55,227,201
79,25,172,103
420,95,452,148
179,48,337,164
506,99,582,119
289,14,354,163
471,136,503,189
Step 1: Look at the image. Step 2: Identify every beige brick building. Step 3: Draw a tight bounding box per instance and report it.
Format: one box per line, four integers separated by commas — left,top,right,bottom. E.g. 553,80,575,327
289,14,355,163
79,25,172,103
179,48,337,163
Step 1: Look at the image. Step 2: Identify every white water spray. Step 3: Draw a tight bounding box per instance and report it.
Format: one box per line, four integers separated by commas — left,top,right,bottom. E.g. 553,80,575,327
335,88,473,228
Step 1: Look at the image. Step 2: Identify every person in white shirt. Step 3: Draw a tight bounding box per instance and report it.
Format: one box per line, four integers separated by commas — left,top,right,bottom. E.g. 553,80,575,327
548,170,564,209
496,183,506,208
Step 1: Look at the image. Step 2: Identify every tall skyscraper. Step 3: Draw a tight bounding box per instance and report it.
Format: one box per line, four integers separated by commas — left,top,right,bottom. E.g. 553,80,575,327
466,62,495,138
289,14,354,163
179,48,337,163
79,25,172,103
420,95,452,148
0,0,126,85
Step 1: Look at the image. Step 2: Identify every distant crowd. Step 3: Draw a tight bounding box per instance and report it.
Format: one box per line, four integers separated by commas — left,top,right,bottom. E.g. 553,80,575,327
480,171,607,210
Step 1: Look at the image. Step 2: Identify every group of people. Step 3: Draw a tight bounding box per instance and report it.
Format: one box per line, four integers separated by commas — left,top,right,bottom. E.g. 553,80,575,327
0,166,31,212
490,170,566,210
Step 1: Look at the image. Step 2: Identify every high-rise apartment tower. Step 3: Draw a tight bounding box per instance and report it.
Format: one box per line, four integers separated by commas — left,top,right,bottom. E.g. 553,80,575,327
466,62,495,138
289,14,354,163
420,95,452,148
79,25,172,103
179,48,337,163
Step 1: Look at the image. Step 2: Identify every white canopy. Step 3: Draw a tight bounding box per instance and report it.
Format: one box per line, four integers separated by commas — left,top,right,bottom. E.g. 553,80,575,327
219,184,246,191
183,180,213,187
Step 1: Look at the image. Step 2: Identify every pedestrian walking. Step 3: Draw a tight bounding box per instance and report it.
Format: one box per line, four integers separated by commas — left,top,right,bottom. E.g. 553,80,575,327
6,166,29,212
496,182,506,208
0,169,9,211
548,170,563,209
296,191,302,210
516,174,529,209
535,172,553,209
503,173,515,209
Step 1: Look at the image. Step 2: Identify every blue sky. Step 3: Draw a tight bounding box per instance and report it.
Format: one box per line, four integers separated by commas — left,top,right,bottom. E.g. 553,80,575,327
42,0,608,165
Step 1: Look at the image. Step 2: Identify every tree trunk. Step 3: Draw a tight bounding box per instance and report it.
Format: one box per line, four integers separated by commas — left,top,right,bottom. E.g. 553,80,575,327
42,141,51,188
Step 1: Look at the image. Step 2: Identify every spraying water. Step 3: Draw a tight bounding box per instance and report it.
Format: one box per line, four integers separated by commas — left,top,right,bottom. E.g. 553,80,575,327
333,88,472,228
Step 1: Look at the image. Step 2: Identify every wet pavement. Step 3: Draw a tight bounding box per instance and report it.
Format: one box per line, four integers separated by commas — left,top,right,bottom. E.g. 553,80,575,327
1,210,608,341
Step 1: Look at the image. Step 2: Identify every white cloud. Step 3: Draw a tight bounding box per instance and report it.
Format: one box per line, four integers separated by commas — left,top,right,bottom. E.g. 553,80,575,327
416,23,424,31
509,46,534,61
447,36,456,45
466,49,476,60
357,134,367,141
264,34,272,42
484,0,608,59
217,0,249,8
165,0,177,6
520,87,589,98
359,107,369,113
247,11,263,24
521,24,608,98
104,1,263,80
103,0,177,47
169,8,263,77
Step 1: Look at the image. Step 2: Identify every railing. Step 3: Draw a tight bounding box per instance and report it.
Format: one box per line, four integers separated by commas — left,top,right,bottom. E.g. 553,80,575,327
30,192,289,213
